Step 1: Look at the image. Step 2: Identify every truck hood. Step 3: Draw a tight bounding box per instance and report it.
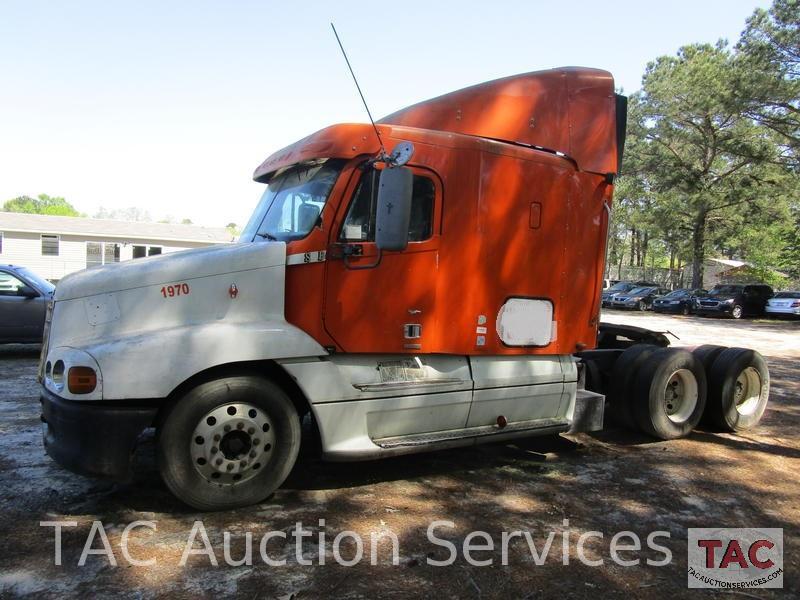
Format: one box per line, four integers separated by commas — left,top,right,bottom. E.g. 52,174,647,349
54,242,286,301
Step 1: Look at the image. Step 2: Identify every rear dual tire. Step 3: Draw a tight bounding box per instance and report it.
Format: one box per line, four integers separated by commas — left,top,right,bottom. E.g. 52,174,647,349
631,348,707,439
706,348,769,431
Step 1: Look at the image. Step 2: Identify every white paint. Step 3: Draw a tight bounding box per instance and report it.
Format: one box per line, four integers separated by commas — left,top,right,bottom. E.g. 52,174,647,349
84,293,121,326
43,242,327,400
496,298,553,346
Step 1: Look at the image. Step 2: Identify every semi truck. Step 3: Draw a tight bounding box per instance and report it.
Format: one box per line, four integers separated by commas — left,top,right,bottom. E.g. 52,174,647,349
39,67,770,510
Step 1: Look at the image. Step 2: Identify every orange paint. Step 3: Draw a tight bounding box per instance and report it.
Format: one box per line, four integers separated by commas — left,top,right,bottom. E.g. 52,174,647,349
256,67,623,355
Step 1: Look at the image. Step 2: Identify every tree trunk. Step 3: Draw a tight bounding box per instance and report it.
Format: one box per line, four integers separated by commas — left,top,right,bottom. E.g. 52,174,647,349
629,228,636,267
641,231,649,267
691,211,708,288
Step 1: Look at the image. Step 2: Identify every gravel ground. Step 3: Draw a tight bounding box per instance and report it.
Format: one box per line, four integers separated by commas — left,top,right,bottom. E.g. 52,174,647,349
0,311,797,599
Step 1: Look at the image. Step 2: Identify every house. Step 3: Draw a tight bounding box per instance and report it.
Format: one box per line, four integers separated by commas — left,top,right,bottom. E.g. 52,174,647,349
704,257,787,287
0,212,235,281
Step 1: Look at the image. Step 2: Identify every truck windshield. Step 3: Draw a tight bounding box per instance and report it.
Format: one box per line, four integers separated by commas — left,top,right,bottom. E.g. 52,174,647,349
240,159,346,243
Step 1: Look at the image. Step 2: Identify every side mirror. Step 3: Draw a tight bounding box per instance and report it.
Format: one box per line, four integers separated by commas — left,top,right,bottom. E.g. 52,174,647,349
375,166,413,251
18,285,39,298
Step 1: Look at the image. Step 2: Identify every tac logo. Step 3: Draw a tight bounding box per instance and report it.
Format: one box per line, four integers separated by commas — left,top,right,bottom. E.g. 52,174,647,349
687,528,783,589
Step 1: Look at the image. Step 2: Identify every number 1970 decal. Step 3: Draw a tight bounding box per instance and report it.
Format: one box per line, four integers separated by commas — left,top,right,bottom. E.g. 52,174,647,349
160,283,190,298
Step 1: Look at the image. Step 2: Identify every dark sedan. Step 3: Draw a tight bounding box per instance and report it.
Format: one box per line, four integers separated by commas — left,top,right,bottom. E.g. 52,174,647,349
601,280,657,308
0,265,55,343
652,288,707,315
609,286,669,311
694,283,774,319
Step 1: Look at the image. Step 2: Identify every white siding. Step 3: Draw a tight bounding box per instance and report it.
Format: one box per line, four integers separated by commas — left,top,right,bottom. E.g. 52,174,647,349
0,230,219,281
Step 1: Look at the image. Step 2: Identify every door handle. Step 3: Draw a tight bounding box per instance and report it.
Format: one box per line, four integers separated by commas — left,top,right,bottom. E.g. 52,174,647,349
328,243,363,259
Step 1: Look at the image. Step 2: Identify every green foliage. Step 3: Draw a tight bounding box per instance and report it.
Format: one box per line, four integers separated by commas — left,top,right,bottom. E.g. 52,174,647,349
611,1,800,288
735,0,800,168
2,194,82,216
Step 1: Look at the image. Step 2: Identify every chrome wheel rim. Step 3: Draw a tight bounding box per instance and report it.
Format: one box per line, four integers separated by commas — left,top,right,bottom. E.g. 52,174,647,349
663,368,698,424
732,305,742,318
734,367,762,416
190,402,276,485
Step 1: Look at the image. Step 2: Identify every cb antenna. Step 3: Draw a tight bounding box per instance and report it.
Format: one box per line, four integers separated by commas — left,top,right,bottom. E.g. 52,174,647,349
330,23,387,159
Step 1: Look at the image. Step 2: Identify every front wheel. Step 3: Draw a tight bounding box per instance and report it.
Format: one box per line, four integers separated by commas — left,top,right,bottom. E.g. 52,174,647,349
158,375,301,511
731,304,744,319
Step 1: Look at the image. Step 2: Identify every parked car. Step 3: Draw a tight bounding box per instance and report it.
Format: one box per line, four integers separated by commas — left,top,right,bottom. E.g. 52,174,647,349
603,278,621,290
0,265,55,343
609,285,669,311
765,291,800,318
652,288,707,315
694,283,773,319
601,280,657,308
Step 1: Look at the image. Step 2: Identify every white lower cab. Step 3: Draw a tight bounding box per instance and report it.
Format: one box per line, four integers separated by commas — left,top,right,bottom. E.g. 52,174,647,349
278,353,587,460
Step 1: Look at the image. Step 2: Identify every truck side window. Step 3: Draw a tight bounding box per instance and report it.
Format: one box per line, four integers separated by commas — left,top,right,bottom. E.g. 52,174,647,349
340,169,434,242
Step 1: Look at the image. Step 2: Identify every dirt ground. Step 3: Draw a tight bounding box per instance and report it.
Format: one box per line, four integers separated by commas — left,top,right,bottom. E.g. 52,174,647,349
0,312,797,599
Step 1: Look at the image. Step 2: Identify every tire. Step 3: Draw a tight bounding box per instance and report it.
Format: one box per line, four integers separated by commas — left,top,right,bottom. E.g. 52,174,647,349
157,375,301,511
706,348,770,432
682,304,690,316
638,300,648,312
607,344,660,429
631,348,707,439
692,345,728,426
692,345,727,372
731,304,744,319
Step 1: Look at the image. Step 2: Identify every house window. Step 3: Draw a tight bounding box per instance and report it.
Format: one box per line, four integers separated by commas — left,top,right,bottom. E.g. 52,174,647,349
132,244,163,259
104,243,121,263
86,242,120,267
86,242,103,267
41,235,60,256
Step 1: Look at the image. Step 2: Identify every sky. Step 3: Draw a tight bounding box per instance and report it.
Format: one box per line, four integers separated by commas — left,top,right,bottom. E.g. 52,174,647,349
0,0,772,228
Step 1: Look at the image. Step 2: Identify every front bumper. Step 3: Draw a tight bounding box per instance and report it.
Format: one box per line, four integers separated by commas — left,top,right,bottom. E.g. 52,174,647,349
40,387,158,481
695,303,733,315
611,300,640,309
653,302,684,312
766,306,800,316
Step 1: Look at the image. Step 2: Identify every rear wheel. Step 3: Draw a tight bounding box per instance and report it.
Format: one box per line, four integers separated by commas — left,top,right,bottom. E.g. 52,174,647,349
692,344,727,372
631,348,707,439
158,375,301,511
607,344,660,429
706,348,769,431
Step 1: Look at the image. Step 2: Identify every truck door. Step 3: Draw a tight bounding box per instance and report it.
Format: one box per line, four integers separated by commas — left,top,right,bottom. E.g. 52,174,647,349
323,164,442,354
